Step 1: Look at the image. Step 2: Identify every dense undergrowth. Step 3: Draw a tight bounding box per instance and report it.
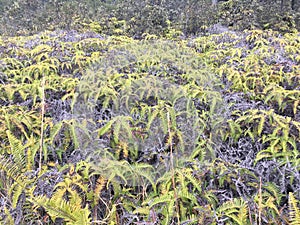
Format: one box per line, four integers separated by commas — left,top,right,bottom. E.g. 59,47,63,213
0,20,299,225
0,0,299,37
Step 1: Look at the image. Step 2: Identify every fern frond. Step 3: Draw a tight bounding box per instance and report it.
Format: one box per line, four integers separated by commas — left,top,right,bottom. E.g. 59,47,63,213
93,176,106,206
0,155,34,215
289,192,300,225
6,130,25,165
217,198,249,225
181,169,202,193
33,192,91,225
263,182,283,205
147,193,173,208
3,206,14,225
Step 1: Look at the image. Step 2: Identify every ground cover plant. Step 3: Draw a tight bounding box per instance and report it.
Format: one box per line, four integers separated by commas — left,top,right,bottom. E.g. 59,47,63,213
0,1,300,225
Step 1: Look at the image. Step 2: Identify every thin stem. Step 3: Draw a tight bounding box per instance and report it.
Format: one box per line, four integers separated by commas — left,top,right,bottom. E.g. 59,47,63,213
39,75,45,171
167,112,180,224
258,176,262,225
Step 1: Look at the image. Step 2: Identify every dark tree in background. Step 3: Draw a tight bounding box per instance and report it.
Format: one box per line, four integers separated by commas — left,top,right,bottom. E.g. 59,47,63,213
0,0,298,36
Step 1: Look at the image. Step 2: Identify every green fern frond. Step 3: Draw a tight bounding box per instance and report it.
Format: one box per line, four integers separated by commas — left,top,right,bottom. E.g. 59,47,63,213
263,182,283,205
93,176,106,206
190,141,207,161
33,191,91,225
289,193,300,225
147,193,173,208
177,189,198,205
10,182,24,208
3,206,15,225
217,198,249,225
6,130,25,165
0,155,34,213
181,169,202,193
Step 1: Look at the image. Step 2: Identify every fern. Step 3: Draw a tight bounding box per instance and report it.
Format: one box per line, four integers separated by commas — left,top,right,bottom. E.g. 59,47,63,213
289,193,300,225
0,106,42,140
93,176,106,207
0,154,37,223
216,198,249,225
263,182,283,206
93,159,155,192
6,130,25,165
2,206,15,225
33,191,91,225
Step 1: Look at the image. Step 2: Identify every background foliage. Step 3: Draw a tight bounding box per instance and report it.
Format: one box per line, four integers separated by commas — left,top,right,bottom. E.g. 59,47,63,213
0,0,299,36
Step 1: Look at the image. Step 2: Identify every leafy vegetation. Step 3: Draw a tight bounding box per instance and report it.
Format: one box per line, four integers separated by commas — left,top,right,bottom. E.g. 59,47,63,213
0,1,299,224
0,0,299,37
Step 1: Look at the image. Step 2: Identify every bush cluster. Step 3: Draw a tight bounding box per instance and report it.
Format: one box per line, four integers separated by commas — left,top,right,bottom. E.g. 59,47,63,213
0,0,299,37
